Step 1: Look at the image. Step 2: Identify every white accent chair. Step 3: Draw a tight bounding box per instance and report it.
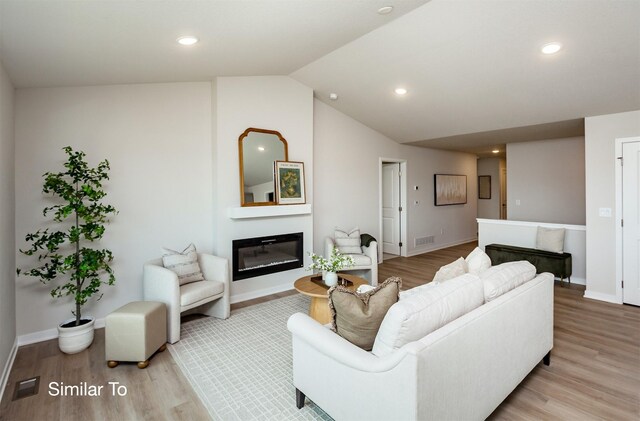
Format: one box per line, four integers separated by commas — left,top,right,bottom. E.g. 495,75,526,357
325,237,378,285
143,253,230,343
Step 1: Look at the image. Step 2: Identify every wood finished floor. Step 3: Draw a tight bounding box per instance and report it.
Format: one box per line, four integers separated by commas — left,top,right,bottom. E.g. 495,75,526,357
1,241,639,420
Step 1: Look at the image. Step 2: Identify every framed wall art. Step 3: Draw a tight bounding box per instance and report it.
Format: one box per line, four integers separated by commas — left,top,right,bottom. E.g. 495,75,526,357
434,174,467,206
478,175,491,199
275,161,306,205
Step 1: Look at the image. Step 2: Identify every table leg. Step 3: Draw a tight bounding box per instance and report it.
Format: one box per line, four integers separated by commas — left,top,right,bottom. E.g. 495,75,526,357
308,297,332,325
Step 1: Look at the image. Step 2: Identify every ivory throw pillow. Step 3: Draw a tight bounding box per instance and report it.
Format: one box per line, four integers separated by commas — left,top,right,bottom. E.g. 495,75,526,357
536,226,565,253
162,243,205,286
480,261,537,302
334,227,362,254
432,257,468,282
372,273,484,357
465,247,492,275
328,277,401,351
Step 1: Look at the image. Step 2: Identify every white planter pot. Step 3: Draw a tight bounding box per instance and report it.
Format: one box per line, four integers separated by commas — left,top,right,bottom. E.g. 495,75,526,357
325,271,338,287
57,317,95,354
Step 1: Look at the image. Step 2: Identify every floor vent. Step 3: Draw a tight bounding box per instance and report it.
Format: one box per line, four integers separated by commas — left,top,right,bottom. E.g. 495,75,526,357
415,236,435,246
12,376,40,401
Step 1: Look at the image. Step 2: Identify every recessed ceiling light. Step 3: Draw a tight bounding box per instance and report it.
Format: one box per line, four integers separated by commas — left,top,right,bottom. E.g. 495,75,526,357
378,6,394,15
177,36,199,46
329,93,338,101
541,42,562,54
258,146,265,151
492,149,500,154
394,87,408,95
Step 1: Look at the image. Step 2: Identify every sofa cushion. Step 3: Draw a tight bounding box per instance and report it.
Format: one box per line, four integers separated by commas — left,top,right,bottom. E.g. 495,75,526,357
347,253,372,266
328,277,401,351
481,261,537,302
372,273,484,357
432,257,467,282
334,227,363,254
465,247,492,275
162,243,205,285
536,226,565,253
180,280,224,307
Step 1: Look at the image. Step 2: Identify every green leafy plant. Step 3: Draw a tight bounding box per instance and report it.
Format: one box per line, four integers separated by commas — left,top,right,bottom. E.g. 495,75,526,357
17,146,117,327
307,248,355,273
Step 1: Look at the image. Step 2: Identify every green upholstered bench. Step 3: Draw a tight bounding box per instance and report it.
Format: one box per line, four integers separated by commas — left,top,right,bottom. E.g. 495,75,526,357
485,243,572,285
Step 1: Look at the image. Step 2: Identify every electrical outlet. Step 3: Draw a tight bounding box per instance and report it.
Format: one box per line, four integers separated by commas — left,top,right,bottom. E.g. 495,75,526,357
515,199,521,206
599,207,612,217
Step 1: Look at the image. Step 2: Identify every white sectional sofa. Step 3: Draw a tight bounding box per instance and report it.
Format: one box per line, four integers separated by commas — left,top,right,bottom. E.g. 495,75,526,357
287,265,554,421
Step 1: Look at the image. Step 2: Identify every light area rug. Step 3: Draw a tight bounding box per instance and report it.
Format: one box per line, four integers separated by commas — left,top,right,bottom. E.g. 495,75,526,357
168,294,333,421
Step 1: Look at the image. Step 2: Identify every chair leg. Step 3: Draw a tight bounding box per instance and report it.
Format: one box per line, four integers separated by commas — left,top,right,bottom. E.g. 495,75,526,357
296,388,305,409
543,351,551,366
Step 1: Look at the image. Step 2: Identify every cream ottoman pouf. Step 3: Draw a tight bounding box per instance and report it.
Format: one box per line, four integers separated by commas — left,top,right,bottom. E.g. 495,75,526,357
106,301,167,369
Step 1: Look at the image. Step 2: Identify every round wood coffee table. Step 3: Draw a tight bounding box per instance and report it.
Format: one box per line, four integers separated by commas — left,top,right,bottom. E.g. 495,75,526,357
294,273,369,324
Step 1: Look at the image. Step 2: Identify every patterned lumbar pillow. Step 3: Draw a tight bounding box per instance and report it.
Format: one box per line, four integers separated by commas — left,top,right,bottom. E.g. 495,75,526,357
432,257,468,282
162,243,205,285
334,227,363,254
328,277,401,351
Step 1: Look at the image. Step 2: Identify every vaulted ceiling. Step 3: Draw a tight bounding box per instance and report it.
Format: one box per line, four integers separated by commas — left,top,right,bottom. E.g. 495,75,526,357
1,0,638,156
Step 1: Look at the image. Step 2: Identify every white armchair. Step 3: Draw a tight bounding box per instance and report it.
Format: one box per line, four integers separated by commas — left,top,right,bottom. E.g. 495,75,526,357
143,253,230,343
325,237,378,285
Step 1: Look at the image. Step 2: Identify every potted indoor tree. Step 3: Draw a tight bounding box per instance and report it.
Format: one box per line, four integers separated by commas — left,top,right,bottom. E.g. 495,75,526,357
17,146,117,354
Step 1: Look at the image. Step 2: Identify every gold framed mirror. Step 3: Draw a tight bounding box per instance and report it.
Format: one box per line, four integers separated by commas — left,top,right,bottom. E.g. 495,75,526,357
239,128,288,206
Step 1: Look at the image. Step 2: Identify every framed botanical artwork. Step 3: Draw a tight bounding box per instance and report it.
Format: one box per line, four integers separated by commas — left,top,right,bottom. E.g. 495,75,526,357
275,161,306,205
434,174,467,206
478,175,491,199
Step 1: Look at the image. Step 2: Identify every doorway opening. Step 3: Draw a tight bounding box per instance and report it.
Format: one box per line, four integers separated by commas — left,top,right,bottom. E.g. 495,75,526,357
379,159,408,263
476,157,507,220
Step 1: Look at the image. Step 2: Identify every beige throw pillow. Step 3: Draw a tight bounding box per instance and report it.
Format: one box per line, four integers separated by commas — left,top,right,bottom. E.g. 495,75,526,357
536,226,565,253
162,243,205,286
465,247,492,275
334,227,362,255
328,277,401,351
432,257,467,282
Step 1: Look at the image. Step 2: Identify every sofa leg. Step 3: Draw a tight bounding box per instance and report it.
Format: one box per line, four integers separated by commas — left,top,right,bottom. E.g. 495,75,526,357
543,351,551,366
296,388,305,409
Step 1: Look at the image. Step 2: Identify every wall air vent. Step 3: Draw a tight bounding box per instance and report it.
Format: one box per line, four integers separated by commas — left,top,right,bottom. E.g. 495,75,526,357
415,236,435,247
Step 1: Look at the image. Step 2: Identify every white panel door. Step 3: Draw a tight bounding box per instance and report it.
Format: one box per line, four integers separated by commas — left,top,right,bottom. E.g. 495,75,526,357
382,163,400,255
623,141,640,306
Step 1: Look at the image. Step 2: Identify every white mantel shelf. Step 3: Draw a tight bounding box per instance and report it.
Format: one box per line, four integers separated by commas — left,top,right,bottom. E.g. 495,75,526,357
228,204,312,219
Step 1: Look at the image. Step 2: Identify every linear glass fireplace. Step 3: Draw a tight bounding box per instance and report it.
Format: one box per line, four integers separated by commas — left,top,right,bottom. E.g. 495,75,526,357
232,232,303,281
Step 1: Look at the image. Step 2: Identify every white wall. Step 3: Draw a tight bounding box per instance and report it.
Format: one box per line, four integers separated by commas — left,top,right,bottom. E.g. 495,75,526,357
477,158,502,219
0,60,16,392
585,110,640,302
507,137,586,225
313,100,477,260
214,76,313,302
14,82,213,338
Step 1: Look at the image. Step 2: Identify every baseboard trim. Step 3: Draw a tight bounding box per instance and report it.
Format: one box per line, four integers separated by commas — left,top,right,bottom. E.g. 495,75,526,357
0,337,18,402
230,283,293,305
583,290,622,304
406,237,478,258
17,317,106,347
562,277,586,286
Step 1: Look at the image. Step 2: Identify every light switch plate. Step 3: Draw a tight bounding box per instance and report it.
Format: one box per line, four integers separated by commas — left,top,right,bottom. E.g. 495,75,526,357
598,207,612,217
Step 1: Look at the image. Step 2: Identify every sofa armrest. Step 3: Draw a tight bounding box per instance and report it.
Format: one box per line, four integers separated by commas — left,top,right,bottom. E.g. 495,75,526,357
198,253,229,286
142,263,180,304
362,241,377,263
287,312,407,373
324,236,336,259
